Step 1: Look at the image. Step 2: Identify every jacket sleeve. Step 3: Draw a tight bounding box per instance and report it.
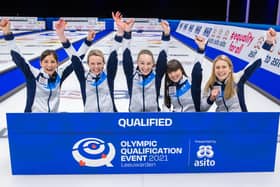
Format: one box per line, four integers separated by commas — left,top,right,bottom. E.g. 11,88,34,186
61,39,86,85
58,37,93,84
155,32,170,97
191,61,203,112
76,38,93,60
4,32,39,79
106,34,123,100
234,41,272,112
191,44,205,112
122,31,134,97
200,89,214,112
234,41,272,83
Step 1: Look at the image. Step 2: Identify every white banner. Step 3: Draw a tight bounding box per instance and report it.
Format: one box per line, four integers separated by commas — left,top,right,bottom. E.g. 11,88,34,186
0,16,45,30
114,18,162,31
52,17,105,31
176,20,280,75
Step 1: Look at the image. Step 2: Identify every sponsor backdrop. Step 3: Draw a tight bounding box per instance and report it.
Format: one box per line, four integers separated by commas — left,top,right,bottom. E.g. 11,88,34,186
0,16,45,30
51,17,105,31
175,20,280,103
6,112,279,175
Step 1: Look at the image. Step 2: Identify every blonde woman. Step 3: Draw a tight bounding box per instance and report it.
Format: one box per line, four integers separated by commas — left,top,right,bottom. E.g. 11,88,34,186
201,28,276,112
55,16,122,112
121,19,170,112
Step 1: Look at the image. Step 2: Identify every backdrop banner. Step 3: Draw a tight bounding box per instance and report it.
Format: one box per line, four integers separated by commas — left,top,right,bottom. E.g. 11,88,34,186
6,112,279,175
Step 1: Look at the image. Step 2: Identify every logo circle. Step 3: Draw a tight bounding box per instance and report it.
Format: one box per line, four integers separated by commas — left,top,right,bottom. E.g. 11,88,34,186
72,138,115,167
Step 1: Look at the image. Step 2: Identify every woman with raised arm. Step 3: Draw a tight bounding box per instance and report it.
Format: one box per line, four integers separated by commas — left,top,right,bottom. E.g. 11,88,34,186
0,18,73,112
55,14,123,112
120,16,170,112
163,35,206,112
200,28,277,112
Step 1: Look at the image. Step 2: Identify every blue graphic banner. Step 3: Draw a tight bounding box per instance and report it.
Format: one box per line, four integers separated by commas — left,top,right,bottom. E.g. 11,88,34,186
6,112,279,175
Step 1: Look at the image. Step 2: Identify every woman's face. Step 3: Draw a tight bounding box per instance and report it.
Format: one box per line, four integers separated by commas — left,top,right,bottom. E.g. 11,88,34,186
168,69,183,83
137,54,154,76
40,54,58,76
214,59,231,81
88,55,105,75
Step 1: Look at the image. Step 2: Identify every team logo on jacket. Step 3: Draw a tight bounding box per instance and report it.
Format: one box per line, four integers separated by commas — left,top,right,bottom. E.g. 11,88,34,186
72,137,116,167
38,76,48,86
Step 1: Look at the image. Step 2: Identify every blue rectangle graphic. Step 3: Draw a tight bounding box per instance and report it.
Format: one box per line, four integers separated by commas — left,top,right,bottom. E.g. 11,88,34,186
6,112,279,174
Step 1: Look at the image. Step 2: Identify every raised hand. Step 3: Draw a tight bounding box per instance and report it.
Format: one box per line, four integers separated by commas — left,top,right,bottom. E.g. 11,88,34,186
195,35,207,51
55,19,67,35
266,27,277,45
112,11,123,22
160,20,170,36
87,30,96,41
55,19,67,43
209,87,220,101
0,18,11,34
124,18,135,32
112,11,135,35
112,11,125,32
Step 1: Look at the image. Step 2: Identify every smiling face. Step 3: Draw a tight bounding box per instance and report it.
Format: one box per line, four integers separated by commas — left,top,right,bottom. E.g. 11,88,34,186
212,55,233,82
87,49,105,76
137,54,154,76
166,59,186,83
137,49,155,76
168,69,183,83
214,60,231,81
88,55,104,75
40,50,58,76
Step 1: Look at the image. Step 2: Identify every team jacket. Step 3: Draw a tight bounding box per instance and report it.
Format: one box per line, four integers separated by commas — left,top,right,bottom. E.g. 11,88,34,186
62,34,122,112
167,53,203,112
200,41,273,112
4,33,73,112
122,31,170,112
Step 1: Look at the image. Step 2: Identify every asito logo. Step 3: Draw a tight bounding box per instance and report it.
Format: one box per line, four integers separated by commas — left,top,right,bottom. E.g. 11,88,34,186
194,145,216,167
72,138,116,167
